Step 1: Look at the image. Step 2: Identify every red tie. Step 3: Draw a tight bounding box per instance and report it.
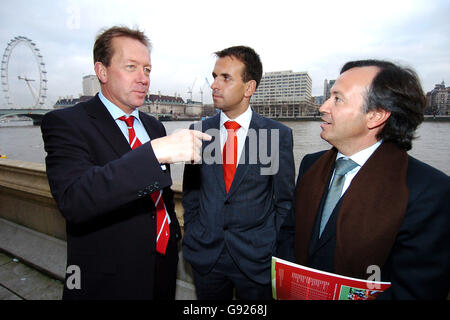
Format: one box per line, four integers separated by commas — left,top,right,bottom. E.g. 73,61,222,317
223,121,241,193
118,116,170,255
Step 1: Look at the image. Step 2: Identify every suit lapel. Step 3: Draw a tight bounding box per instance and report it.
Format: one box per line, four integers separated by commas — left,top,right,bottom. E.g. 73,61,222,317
203,114,227,195
294,148,337,266
84,95,131,157
311,192,342,256
139,111,161,141
226,112,262,197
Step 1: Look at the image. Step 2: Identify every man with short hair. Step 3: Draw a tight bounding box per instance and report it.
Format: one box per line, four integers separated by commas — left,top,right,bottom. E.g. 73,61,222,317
41,26,210,299
288,59,450,299
182,46,295,300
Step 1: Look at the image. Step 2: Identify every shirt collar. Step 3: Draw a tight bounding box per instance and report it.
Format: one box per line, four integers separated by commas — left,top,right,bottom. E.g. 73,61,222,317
220,105,252,131
98,90,141,124
337,140,383,167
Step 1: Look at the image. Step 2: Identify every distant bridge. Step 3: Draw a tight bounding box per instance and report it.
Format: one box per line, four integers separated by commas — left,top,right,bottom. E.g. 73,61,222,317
0,108,52,125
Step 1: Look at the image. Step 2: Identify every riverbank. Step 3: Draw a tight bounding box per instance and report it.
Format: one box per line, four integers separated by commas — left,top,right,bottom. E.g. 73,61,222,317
173,115,450,122
270,115,450,122
423,115,450,121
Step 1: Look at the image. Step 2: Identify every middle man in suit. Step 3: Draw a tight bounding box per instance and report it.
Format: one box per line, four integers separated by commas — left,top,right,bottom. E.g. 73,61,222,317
182,46,295,300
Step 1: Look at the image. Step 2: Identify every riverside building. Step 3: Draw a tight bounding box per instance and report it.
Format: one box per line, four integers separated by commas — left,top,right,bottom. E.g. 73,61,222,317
251,70,317,118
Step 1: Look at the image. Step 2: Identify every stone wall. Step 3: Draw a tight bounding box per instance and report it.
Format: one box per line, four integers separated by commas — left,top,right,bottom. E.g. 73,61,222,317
0,159,186,238
0,160,65,240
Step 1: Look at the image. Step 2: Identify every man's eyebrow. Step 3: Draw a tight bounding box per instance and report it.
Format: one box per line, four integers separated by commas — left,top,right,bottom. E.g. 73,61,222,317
330,89,342,96
126,59,150,66
212,72,231,79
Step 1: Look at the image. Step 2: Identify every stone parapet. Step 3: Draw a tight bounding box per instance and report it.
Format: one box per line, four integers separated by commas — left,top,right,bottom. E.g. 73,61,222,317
0,159,186,239
0,159,66,240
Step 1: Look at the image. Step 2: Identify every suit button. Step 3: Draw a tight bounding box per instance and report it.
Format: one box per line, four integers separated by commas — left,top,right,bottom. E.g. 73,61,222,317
224,200,230,205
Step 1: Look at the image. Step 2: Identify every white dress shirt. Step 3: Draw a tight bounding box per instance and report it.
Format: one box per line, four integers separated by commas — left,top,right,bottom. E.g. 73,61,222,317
334,140,383,196
220,106,253,168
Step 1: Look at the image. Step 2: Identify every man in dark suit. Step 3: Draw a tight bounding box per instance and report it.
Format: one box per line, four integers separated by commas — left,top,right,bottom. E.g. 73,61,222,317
287,59,450,299
41,26,210,299
182,46,295,300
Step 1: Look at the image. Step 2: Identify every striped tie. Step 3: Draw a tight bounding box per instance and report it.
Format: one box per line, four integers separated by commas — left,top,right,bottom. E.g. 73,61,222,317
118,115,170,255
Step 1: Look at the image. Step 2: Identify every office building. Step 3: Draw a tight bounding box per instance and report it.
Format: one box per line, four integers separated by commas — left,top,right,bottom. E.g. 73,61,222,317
251,70,316,117
252,70,312,104
323,79,335,102
426,81,450,115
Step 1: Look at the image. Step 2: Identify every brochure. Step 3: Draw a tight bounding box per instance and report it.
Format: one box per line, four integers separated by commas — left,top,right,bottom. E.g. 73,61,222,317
271,257,391,300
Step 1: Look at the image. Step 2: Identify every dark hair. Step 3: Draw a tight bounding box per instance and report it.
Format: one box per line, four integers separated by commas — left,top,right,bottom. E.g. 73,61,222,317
341,59,425,151
93,26,151,67
214,46,263,88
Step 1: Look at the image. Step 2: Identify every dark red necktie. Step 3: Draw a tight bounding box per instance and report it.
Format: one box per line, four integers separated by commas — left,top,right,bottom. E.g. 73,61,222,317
118,116,170,255
222,121,241,193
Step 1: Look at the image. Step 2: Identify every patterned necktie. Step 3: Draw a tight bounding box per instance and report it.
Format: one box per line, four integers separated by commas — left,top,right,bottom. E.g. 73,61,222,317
319,158,359,237
118,115,170,255
222,121,241,193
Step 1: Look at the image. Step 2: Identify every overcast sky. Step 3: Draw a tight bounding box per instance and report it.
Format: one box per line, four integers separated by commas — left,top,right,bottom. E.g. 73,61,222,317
0,0,449,107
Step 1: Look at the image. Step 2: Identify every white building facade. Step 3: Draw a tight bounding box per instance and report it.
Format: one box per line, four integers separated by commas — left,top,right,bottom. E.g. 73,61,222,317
251,70,317,117
252,70,312,104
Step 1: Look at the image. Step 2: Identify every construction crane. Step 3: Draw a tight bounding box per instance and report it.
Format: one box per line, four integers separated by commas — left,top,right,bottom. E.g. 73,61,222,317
199,77,211,105
187,78,196,102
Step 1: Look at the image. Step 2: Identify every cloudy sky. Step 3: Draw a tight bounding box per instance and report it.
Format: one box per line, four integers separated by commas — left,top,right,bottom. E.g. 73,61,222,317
0,0,449,107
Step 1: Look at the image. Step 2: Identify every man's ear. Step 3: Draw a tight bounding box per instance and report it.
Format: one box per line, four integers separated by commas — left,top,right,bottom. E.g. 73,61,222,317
94,62,107,84
367,108,391,129
244,80,257,98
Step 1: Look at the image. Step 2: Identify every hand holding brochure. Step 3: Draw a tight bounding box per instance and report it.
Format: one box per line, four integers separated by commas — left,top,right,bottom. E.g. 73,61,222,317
271,257,391,300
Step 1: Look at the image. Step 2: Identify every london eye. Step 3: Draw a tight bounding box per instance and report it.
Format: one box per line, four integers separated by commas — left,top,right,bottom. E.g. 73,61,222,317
1,36,48,108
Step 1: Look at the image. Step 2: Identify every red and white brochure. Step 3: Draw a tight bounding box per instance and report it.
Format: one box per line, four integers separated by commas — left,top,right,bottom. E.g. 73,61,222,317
271,257,391,300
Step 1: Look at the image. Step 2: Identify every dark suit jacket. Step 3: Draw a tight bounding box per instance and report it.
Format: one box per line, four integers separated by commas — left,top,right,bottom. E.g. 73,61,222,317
181,112,295,285
292,149,450,299
41,95,181,299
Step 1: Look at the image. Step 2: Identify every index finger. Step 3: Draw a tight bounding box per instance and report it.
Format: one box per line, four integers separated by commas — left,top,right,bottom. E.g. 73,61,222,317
191,130,212,141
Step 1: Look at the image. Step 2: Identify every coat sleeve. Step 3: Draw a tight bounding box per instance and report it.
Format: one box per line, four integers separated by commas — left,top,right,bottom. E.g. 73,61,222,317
41,110,172,225
276,151,327,262
273,127,295,259
378,161,450,299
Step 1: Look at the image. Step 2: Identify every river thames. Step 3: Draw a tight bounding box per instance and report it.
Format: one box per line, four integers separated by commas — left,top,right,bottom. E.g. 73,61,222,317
0,119,449,183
